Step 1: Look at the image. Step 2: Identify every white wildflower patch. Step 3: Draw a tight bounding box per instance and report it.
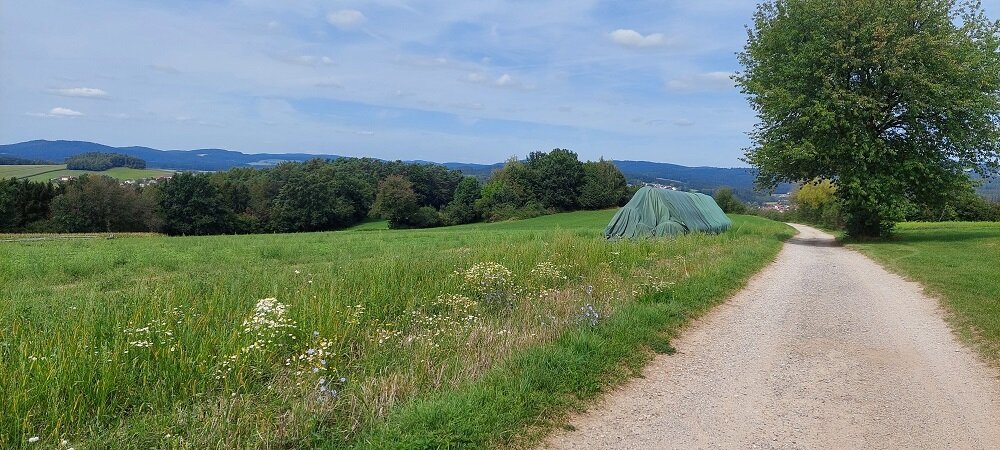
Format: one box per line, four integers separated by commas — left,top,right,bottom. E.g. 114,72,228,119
455,262,515,306
530,261,566,281
286,333,335,385
217,298,298,379
402,294,480,347
241,298,297,354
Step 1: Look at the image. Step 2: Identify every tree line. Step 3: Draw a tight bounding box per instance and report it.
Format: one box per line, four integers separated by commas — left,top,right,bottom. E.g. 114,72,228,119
0,149,631,235
65,152,146,171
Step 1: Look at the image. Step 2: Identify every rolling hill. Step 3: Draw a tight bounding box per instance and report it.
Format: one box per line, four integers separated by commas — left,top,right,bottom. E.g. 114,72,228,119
0,139,812,198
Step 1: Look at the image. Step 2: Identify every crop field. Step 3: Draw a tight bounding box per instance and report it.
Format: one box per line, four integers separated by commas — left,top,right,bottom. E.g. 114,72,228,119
849,222,1000,363
0,164,173,182
1,211,793,449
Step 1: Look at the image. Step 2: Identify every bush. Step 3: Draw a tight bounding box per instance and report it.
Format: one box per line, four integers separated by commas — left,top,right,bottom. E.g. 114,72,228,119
410,206,442,228
713,187,748,214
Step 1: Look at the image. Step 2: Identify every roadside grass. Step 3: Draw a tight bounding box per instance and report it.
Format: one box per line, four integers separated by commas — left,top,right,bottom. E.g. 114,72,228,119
0,164,173,181
0,211,793,449
848,222,1000,363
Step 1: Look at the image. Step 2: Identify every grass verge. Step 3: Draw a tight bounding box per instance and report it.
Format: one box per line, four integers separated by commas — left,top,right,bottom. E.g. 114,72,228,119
350,216,793,449
848,221,1000,364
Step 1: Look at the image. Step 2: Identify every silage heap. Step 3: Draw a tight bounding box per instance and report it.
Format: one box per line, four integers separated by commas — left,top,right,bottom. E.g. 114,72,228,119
604,186,732,239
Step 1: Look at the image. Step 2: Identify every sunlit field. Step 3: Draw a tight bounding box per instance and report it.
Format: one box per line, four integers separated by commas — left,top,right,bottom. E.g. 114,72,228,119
1,211,793,448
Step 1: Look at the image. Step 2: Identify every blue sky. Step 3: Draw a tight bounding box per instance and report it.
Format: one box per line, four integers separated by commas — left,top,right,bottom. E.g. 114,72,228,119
2,1,998,166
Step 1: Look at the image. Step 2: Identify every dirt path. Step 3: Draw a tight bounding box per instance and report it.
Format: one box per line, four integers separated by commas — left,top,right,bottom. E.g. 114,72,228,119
545,224,1000,449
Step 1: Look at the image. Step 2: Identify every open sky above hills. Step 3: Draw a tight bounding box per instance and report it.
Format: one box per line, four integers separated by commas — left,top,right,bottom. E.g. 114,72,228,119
2,0,998,166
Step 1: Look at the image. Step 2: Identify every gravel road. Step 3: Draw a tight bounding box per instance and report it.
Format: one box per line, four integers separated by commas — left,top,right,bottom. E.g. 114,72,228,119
544,224,1000,449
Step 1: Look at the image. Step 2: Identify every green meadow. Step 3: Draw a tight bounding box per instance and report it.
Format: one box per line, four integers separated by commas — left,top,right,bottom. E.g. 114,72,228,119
1,211,793,448
849,222,1000,363
0,164,172,182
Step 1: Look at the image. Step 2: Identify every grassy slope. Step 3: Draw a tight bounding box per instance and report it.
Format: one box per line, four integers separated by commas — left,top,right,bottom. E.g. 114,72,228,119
849,222,1000,363
0,164,172,181
1,211,793,449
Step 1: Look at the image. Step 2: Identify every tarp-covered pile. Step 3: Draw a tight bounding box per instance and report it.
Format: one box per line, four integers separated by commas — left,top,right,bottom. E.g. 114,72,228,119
604,186,731,239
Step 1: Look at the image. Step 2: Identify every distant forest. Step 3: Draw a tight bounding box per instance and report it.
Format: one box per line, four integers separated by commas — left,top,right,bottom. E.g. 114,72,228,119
65,152,146,171
0,149,630,235
0,155,54,165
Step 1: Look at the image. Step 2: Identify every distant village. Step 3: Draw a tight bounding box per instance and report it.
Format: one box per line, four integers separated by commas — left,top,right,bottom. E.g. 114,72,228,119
51,173,174,188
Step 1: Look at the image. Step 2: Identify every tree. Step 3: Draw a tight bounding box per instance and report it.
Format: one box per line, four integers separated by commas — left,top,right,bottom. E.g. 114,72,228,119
441,176,481,225
578,159,628,210
525,148,585,210
475,157,542,221
49,175,154,232
738,0,1000,237
372,175,419,228
791,179,842,228
158,172,232,236
0,178,58,232
713,187,749,214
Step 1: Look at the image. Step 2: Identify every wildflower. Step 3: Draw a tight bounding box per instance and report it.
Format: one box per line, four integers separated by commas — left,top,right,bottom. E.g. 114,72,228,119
294,270,300,274
313,330,319,337
28,436,40,443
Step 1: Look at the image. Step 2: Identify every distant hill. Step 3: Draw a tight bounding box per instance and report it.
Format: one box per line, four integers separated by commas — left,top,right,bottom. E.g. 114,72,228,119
1,139,795,200
0,140,337,171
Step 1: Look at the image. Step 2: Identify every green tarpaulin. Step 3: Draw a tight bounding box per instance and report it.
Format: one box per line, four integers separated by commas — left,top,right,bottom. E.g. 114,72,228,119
604,187,732,239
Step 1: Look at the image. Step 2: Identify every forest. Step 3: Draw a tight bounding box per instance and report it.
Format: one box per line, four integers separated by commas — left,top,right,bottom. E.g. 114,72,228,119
0,149,630,235
64,152,147,171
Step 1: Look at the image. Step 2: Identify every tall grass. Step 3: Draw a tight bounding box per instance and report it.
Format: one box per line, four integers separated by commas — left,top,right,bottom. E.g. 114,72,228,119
0,210,792,448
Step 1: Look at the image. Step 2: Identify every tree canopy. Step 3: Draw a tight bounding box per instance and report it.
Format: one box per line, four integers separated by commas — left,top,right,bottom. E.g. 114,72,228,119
738,0,1000,236
65,152,146,171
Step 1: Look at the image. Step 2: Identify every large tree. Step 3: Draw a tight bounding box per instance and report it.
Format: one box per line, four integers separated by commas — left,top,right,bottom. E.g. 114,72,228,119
578,159,628,210
738,0,1000,236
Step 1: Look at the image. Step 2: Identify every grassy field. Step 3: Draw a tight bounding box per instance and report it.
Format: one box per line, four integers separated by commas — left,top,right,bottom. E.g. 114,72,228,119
1,210,793,449
849,222,1000,363
0,164,173,182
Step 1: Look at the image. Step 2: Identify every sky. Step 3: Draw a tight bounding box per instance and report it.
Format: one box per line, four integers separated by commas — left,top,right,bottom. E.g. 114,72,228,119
2,1,998,166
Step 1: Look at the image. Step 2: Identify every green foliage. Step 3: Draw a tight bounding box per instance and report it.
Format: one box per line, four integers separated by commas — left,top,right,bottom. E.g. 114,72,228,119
0,177,59,232
372,174,420,229
49,175,157,232
65,152,146,171
476,150,629,221
525,148,585,210
713,187,749,214
790,179,843,229
738,0,1000,237
441,177,481,225
0,156,54,165
158,172,232,236
579,159,628,210
270,160,369,232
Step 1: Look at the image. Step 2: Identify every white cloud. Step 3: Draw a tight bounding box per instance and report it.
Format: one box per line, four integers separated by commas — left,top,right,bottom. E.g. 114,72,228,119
29,107,84,117
327,9,366,29
667,71,735,91
609,29,667,48
51,87,108,98
49,107,83,116
277,54,334,66
495,74,514,87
